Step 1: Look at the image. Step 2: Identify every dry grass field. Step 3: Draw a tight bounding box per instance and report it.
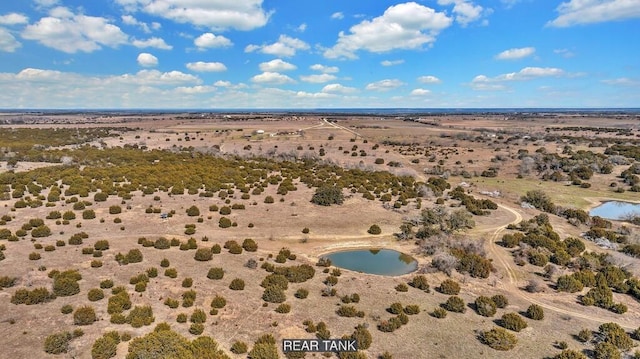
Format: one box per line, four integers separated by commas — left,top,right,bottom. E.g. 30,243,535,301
1,111,640,359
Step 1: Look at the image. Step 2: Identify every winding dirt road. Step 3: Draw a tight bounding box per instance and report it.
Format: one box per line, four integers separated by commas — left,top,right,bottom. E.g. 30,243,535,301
487,204,637,329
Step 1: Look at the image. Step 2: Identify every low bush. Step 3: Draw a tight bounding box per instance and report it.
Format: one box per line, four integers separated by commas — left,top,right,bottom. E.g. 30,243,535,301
526,304,544,320
500,313,528,332
91,331,120,359
475,296,497,317
190,309,207,324
438,279,460,295
231,341,248,354
211,295,226,309
491,294,509,308
443,296,466,313
74,306,97,325
44,331,72,354
275,304,291,313
229,278,245,290
295,288,309,299
431,308,448,318
88,288,105,301
479,327,517,351
262,285,286,303
207,267,224,280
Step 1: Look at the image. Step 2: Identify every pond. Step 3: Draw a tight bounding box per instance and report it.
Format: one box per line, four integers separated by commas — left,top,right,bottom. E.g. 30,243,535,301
589,201,640,220
323,248,418,276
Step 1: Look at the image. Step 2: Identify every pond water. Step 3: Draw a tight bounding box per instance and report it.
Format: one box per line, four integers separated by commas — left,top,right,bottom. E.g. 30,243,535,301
323,248,417,276
589,201,640,220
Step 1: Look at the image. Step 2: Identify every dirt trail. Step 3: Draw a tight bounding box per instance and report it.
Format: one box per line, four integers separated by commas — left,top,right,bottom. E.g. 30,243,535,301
487,204,637,329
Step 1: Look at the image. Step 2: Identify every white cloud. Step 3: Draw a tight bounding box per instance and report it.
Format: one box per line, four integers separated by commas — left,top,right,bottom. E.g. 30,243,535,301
310,64,339,73
296,23,307,32
381,59,405,66
331,12,344,20
418,75,442,84
411,88,431,96
0,13,29,25
365,79,405,91
174,85,216,94
324,2,452,59
0,28,21,52
114,0,271,31
34,0,59,7
113,69,200,85
554,48,575,58
259,59,296,72
295,91,334,99
22,7,129,53
321,83,357,94
121,15,154,33
245,35,309,57
602,78,639,86
495,47,535,60
132,37,172,50
548,0,640,27
0,67,209,108
437,0,489,27
470,67,566,90
194,33,232,49
250,72,296,85
300,74,337,83
137,53,158,67
186,61,227,72
214,80,231,87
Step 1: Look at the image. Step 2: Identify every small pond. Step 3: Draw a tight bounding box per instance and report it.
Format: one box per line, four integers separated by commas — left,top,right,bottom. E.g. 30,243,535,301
589,201,640,220
323,248,417,276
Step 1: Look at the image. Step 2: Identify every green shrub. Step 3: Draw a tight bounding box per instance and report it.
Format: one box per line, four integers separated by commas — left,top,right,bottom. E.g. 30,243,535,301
186,205,200,216
164,298,179,309
107,291,131,314
190,309,207,324
164,268,178,278
100,279,114,289
491,294,509,308
229,278,245,290
182,278,193,288
211,295,226,309
82,209,96,219
577,328,592,343
94,240,110,250
599,322,633,350
395,283,408,292
44,331,72,354
294,288,309,299
552,350,587,359
74,305,97,325
127,306,155,328
311,186,344,206
231,341,248,354
88,288,105,301
526,304,544,320
479,327,518,351
337,305,364,317
218,217,232,228
438,279,461,295
91,332,120,359
594,342,620,359
275,303,291,313
443,296,466,313
91,260,103,268
262,285,286,303
557,275,584,293
29,252,41,260
61,304,73,314
388,302,403,315
500,313,528,332
188,323,204,335
207,267,224,280
368,224,382,235
475,296,497,317
404,304,420,315
261,274,289,290
409,275,430,291
160,258,170,267
182,290,196,308
242,238,258,251
176,313,187,323
432,307,447,318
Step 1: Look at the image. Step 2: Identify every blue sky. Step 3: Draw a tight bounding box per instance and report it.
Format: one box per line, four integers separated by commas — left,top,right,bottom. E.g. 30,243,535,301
0,0,638,109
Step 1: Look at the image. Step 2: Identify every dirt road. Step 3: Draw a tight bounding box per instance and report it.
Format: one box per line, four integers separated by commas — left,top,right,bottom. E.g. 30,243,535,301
486,204,638,329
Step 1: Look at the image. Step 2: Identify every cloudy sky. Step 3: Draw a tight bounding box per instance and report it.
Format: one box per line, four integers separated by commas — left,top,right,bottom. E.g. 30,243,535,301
0,0,638,109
